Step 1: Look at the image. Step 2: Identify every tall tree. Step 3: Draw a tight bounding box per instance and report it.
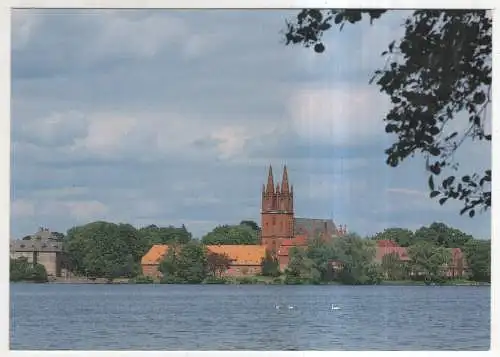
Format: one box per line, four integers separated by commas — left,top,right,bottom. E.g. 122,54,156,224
206,251,233,278
414,222,473,248
64,221,146,280
371,228,414,247
139,224,192,246
381,252,404,280
201,224,260,245
261,250,280,277
159,241,208,284
239,220,260,232
283,10,491,217
408,241,452,281
463,239,491,282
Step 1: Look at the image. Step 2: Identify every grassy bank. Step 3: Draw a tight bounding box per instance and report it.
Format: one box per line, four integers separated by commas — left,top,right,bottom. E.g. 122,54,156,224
38,275,489,286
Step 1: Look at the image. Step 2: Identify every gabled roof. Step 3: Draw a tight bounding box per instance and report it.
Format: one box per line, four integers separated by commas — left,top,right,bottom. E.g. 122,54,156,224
376,246,410,262
141,244,169,265
207,245,266,266
294,218,337,237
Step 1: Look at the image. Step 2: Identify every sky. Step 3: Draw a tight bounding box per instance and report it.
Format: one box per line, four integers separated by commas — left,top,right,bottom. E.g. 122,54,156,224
10,9,491,240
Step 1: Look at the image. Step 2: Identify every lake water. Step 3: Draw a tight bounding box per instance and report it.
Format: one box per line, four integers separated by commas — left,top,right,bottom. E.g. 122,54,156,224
10,283,490,350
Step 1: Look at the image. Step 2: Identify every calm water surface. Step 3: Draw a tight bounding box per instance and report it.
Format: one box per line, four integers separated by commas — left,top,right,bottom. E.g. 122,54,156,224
10,283,490,350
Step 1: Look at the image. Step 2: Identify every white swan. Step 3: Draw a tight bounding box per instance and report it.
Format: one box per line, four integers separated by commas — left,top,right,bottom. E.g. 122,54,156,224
288,305,294,310
331,304,341,310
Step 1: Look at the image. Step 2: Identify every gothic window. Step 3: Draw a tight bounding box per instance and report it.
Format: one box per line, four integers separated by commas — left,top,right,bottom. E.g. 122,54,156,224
272,216,276,225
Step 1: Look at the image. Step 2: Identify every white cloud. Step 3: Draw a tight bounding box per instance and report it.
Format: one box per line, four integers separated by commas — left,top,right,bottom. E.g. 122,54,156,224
289,84,391,146
90,13,189,60
37,200,109,222
11,199,35,218
78,114,138,157
17,110,88,147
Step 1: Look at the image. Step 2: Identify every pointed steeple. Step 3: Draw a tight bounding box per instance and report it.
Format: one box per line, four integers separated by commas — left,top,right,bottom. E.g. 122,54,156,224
276,182,280,194
281,165,289,194
266,165,274,194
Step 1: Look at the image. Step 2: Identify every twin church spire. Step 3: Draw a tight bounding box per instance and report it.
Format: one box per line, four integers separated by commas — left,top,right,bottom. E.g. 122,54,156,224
263,165,293,196
262,165,293,213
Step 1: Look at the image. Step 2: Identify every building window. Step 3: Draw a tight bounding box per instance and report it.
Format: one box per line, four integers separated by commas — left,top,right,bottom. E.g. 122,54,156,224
272,216,276,225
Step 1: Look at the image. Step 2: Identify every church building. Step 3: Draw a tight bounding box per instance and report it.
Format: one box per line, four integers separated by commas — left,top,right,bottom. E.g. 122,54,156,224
141,165,346,277
261,165,346,270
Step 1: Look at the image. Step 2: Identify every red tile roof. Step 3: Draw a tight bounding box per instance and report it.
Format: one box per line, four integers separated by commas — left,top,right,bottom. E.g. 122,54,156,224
206,245,266,266
376,239,398,248
141,244,170,265
376,246,410,262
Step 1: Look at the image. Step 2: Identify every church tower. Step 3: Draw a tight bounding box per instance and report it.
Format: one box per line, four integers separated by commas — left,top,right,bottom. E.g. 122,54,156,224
261,165,294,253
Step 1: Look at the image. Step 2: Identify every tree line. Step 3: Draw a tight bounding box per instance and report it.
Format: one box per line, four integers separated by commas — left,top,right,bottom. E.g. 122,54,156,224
282,223,490,285
10,220,490,284
58,220,259,282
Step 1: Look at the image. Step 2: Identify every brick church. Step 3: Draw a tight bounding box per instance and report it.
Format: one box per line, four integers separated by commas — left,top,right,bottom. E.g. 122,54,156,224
260,165,346,270
141,165,346,277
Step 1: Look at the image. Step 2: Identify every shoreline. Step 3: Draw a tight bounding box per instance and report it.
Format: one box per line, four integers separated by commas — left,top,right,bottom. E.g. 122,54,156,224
10,277,490,287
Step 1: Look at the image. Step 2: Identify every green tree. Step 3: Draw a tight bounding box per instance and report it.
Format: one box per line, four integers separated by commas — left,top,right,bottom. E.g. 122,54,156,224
10,258,48,283
371,228,414,247
159,241,208,284
381,252,404,280
414,222,473,248
284,9,491,217
139,224,192,246
463,239,490,282
64,221,147,281
201,224,260,245
408,241,452,282
260,250,280,277
305,235,341,281
158,243,181,282
333,233,379,284
51,232,65,241
284,247,319,284
239,220,260,232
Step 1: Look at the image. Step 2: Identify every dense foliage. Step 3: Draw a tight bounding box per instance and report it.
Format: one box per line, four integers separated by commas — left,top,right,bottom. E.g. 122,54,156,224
10,258,48,283
138,224,192,246
371,222,474,248
260,250,280,277
201,224,260,245
159,241,208,283
284,9,491,216
64,221,148,281
239,220,260,232
284,234,382,285
463,239,491,282
51,219,489,284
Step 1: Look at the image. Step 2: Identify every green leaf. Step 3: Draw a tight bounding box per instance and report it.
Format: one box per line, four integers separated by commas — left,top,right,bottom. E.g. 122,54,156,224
430,191,440,198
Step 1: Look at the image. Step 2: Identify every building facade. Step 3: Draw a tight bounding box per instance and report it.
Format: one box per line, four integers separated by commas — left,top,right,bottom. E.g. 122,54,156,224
10,227,66,277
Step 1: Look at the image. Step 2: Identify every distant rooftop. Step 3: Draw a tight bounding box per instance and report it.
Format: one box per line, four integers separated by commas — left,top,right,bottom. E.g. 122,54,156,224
10,227,63,252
